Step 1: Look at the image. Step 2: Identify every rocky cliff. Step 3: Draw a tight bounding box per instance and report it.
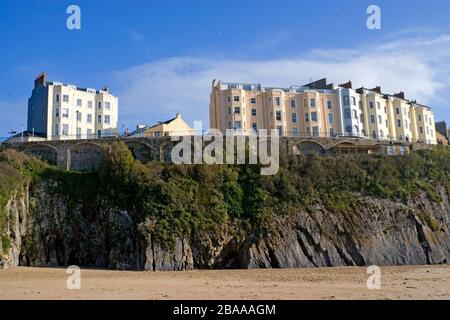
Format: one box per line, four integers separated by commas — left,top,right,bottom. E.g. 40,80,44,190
1,145,450,270
1,180,449,270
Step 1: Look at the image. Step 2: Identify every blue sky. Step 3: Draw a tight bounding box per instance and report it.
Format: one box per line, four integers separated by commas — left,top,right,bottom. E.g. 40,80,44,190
1,0,450,136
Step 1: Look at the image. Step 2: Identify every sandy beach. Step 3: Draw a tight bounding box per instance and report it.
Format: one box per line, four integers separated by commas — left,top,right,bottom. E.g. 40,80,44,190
0,265,449,300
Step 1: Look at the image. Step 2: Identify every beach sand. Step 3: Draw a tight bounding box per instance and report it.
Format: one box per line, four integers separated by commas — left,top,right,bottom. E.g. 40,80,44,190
0,265,449,300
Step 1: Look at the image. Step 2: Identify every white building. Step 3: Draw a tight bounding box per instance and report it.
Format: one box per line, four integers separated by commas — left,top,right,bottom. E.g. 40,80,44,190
27,73,119,140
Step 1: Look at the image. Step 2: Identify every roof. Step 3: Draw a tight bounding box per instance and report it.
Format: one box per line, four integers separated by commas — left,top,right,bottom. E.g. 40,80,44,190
9,131,46,139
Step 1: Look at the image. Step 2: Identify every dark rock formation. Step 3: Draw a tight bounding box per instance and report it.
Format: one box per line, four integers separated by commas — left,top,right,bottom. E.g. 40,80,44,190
1,181,449,270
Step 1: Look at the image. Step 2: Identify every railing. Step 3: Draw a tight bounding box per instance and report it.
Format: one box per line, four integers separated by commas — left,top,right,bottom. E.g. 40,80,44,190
0,130,436,146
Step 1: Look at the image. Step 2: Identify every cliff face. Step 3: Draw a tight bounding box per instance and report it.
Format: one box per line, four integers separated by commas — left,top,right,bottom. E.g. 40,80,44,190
1,181,449,270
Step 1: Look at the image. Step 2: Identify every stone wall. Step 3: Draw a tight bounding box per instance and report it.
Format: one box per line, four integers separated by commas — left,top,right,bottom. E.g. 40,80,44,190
2,136,425,172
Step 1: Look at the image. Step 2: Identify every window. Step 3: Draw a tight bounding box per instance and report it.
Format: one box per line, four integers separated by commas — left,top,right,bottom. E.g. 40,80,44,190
353,110,358,119
63,95,69,102
276,126,283,136
98,101,102,109
54,124,59,136
377,102,380,109
304,99,308,108
380,130,384,138
290,99,296,108
234,121,242,129
87,114,92,123
55,108,60,118
351,97,356,106
62,124,69,136
329,128,335,137
234,106,240,114
310,98,316,108
275,97,281,106
345,109,351,119
104,115,111,124
397,119,401,128
105,102,111,110
343,96,350,105
227,121,232,129
378,115,382,124
227,96,231,103
227,107,231,115
251,108,257,116
370,115,375,124
275,111,282,121
328,113,334,124
250,98,256,104
360,114,364,123
77,99,82,107
311,112,318,122
305,113,309,122
420,126,423,134
88,101,93,109
98,115,102,124
372,131,377,139
56,94,60,102
396,107,400,115
87,129,93,138
384,106,387,113
293,127,299,137
76,112,82,122
252,123,257,132
62,108,69,118
291,113,297,123
233,96,240,102
327,100,332,109
369,101,374,109
385,120,388,127
312,126,319,137
76,127,82,139
346,125,352,133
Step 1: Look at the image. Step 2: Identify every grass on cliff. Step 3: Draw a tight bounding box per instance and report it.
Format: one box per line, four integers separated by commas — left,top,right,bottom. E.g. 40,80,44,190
1,143,450,250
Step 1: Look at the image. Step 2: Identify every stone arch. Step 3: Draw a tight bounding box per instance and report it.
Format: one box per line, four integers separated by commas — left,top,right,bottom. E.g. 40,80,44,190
159,139,178,162
23,144,58,165
296,140,326,155
69,142,105,172
123,140,155,163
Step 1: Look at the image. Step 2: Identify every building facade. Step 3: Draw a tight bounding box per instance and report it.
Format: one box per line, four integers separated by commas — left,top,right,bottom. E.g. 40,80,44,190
210,79,437,144
27,73,119,140
131,113,194,137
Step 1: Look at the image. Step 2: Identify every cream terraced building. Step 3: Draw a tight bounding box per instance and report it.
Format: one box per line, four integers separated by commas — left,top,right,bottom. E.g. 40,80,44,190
27,73,119,140
210,79,437,144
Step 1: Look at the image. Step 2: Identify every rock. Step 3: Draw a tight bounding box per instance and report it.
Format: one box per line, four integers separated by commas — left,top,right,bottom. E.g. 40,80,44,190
1,182,450,271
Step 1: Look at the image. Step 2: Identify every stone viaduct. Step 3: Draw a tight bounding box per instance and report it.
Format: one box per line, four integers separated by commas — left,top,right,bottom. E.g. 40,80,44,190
1,136,418,172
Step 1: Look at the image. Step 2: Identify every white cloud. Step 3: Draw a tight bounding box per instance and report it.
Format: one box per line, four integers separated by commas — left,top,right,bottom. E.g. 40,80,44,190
112,33,450,129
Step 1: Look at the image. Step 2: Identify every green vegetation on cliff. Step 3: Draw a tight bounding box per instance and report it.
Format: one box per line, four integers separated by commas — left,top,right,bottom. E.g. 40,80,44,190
1,143,450,251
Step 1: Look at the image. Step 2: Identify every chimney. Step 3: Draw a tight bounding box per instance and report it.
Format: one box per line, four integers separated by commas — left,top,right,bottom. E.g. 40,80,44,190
102,85,109,92
339,81,352,89
34,72,46,88
371,86,381,93
393,92,405,99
